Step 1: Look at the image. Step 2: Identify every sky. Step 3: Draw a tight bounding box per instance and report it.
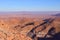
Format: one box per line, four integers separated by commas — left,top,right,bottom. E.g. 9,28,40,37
0,0,60,11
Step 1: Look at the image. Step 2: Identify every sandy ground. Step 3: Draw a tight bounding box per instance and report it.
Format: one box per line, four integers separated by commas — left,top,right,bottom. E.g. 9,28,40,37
0,14,60,40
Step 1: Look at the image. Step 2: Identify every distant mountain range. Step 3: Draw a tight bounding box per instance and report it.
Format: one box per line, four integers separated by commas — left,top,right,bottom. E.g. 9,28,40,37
54,13,60,16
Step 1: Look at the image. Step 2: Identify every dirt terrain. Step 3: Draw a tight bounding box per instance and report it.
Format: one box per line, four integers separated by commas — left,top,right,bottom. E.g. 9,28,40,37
0,14,60,40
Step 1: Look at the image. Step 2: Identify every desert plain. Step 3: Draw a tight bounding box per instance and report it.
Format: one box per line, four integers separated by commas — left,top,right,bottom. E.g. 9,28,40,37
0,12,60,40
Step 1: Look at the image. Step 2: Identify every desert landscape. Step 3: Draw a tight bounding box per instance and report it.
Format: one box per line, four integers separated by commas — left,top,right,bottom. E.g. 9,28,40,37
0,0,60,40
0,12,60,40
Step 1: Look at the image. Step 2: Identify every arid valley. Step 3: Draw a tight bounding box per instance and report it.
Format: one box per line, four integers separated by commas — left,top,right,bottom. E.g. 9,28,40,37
0,12,60,40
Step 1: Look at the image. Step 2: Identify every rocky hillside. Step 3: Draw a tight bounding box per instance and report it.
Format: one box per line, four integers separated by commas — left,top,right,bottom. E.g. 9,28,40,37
0,16,60,40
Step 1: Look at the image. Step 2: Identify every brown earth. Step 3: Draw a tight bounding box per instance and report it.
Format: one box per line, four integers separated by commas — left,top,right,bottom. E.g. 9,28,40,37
0,14,60,40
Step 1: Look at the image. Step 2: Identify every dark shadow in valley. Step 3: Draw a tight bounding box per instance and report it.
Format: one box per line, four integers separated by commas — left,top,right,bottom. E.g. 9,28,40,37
27,18,55,40
38,32,60,40
29,18,54,33
21,22,34,28
38,27,60,40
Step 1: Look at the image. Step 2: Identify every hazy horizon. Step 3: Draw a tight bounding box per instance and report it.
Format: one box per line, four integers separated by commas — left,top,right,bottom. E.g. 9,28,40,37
0,0,60,15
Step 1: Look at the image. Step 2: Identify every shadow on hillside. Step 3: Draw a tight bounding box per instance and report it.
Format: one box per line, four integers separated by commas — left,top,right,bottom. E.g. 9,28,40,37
38,32,60,40
21,22,34,28
27,18,55,40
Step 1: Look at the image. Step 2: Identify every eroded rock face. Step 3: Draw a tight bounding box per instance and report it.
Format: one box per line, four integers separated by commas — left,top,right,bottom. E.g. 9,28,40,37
0,17,60,40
